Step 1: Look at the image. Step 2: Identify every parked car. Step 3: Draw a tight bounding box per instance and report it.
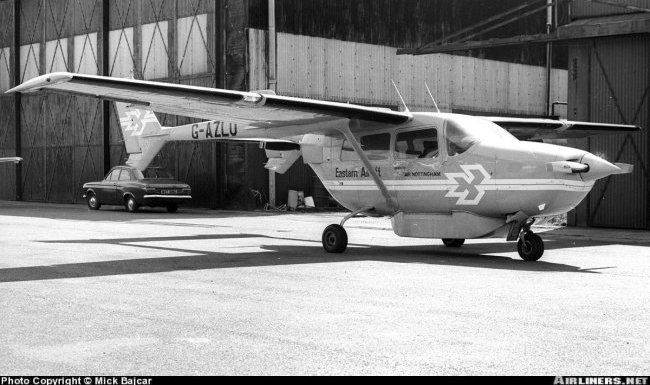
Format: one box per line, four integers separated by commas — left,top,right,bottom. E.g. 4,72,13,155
83,166,191,213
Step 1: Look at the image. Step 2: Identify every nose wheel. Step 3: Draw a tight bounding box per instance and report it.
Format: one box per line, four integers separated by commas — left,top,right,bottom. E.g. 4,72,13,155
517,232,544,261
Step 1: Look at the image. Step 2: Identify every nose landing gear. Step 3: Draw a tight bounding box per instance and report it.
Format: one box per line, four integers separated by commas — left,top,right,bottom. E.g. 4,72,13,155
517,231,544,261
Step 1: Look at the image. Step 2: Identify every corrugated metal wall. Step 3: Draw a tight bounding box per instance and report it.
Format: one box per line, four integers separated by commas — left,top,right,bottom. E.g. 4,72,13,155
250,29,567,116
15,0,104,203
0,1,16,201
0,0,266,209
249,29,569,205
571,0,650,19
249,0,570,68
569,35,650,229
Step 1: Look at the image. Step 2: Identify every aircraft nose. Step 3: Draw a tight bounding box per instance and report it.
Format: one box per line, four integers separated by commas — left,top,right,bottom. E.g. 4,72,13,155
579,153,628,182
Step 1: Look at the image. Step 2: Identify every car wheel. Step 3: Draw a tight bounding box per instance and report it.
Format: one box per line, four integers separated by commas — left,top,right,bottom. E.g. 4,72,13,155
125,196,139,213
166,205,178,213
86,193,101,210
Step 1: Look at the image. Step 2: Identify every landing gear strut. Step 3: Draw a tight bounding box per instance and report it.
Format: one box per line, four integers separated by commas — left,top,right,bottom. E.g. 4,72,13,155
322,207,373,253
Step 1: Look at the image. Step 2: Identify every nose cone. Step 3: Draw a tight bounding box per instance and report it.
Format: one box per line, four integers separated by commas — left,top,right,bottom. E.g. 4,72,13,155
580,153,625,182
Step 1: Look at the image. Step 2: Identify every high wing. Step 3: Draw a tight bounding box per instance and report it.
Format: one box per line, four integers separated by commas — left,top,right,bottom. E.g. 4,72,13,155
7,72,411,135
485,117,641,141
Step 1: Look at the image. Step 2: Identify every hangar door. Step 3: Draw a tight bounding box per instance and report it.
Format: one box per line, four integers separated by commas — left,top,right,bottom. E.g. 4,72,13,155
573,36,649,229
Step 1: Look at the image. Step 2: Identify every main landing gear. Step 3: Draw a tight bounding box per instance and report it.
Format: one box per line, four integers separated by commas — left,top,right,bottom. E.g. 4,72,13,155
322,208,374,253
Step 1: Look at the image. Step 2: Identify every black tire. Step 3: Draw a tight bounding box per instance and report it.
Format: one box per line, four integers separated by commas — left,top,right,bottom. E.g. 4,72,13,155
322,224,348,253
517,233,544,261
125,196,139,213
86,193,101,210
166,205,178,213
442,238,465,248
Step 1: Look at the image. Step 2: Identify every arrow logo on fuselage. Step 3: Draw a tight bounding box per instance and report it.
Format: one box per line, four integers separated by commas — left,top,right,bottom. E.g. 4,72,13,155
444,165,492,205
120,109,159,136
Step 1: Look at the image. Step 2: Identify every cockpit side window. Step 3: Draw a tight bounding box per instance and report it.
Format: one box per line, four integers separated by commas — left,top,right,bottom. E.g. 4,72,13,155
394,128,438,159
445,120,478,156
341,133,391,161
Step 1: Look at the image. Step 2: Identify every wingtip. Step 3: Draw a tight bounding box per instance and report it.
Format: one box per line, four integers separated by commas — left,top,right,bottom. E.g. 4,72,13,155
5,72,75,94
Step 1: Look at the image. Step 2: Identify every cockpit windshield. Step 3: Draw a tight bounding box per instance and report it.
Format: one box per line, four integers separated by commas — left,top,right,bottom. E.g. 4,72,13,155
445,115,517,156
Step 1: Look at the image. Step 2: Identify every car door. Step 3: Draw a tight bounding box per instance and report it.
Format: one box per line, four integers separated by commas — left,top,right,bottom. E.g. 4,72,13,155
96,170,119,204
115,168,133,203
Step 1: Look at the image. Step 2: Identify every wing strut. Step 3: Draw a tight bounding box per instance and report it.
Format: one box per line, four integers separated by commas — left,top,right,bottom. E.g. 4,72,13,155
337,122,398,212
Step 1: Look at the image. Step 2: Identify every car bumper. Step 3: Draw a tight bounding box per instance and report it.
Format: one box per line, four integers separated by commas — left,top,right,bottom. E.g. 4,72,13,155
143,195,192,200
142,195,192,206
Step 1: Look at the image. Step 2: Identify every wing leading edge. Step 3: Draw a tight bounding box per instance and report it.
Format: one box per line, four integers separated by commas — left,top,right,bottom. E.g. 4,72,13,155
485,116,641,141
7,72,412,130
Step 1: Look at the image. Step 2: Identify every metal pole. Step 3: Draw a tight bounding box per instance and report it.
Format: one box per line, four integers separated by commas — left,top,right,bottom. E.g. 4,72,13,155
545,0,553,116
14,0,22,201
102,0,110,174
267,0,276,208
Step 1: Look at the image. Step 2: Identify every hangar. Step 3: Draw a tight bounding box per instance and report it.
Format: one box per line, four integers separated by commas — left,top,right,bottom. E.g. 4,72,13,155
0,0,647,229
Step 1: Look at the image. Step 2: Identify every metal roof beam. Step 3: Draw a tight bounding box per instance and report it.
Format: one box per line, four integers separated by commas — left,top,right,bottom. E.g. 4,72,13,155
398,13,650,54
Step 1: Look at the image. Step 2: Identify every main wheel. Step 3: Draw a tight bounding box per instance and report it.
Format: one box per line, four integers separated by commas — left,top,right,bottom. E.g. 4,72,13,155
442,238,465,248
517,233,544,261
322,224,348,253
86,193,101,210
125,196,139,213
166,205,178,213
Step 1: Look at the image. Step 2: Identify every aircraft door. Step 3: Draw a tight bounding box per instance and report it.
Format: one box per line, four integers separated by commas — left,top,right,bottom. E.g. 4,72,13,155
393,126,450,213
335,131,397,212
440,119,496,215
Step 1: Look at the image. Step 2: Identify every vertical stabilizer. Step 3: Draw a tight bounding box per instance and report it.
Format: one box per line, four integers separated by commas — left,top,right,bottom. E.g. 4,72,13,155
115,102,170,170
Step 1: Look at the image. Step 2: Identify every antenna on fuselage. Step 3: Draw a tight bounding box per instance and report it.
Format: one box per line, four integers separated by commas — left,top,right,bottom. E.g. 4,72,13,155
391,79,410,113
424,82,441,113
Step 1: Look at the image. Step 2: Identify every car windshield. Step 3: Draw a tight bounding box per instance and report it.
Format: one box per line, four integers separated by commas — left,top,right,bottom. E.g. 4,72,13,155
134,168,175,179
445,115,517,156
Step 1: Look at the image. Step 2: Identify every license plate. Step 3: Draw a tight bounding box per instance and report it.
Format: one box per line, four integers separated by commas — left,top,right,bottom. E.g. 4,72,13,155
160,189,177,195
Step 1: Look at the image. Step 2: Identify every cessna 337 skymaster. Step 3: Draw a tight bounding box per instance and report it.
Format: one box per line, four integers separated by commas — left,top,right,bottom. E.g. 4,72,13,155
8,72,641,261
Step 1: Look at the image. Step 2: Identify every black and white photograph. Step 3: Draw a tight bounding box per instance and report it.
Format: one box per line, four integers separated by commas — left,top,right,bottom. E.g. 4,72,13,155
0,0,648,378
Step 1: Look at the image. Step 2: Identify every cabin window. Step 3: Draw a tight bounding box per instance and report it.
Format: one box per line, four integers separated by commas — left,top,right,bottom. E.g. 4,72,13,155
341,133,391,161
394,129,438,159
446,120,478,156
107,170,120,181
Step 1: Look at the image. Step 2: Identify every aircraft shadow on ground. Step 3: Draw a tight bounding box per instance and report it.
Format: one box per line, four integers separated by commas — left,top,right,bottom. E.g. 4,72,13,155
0,202,329,222
0,233,616,283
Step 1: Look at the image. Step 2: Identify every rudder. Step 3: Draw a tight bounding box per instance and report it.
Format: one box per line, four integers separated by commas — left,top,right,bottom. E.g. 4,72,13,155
115,102,169,170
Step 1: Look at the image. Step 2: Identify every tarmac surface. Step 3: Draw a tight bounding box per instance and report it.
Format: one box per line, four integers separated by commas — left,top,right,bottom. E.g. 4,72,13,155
0,201,649,375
